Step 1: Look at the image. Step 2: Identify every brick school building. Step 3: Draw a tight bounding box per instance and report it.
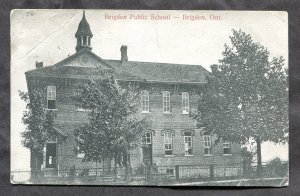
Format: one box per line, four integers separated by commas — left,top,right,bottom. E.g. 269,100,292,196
25,11,241,175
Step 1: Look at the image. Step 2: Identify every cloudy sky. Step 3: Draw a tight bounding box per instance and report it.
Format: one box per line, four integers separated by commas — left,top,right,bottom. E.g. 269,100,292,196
11,10,288,170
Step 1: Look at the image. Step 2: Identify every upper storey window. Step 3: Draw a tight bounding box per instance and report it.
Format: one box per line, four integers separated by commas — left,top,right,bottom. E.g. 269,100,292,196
163,91,171,113
47,86,56,110
141,90,149,112
182,92,190,114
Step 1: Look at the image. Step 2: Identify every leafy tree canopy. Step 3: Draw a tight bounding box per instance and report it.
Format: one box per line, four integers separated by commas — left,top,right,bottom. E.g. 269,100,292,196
19,89,56,153
194,29,288,145
73,70,150,163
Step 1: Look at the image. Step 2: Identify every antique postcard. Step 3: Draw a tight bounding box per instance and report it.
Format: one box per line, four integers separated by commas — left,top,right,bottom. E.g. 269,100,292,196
11,9,288,186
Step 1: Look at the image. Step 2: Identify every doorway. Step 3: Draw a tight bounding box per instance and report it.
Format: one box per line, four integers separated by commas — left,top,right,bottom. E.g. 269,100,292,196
45,135,57,169
45,143,57,168
142,132,152,165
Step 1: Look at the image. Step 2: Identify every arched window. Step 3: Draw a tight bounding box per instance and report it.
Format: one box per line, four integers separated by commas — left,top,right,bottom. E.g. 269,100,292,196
141,90,149,112
47,85,56,109
142,132,152,144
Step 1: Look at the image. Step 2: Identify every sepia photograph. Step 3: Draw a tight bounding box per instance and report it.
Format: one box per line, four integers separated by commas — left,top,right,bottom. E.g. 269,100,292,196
10,9,288,186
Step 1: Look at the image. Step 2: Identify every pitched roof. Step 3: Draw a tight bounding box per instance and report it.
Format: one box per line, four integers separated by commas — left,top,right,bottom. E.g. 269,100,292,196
107,60,210,84
25,50,210,84
25,49,112,78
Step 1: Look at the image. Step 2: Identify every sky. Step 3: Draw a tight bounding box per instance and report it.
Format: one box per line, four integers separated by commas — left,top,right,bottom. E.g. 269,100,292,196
11,10,288,171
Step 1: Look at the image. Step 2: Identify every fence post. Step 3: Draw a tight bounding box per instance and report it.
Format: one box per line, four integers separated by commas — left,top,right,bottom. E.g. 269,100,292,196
145,162,151,182
140,163,145,175
242,160,247,177
125,162,130,181
175,165,180,181
210,165,214,180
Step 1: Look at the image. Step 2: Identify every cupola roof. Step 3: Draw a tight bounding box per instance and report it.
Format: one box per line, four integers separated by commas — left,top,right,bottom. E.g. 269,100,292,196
75,11,93,37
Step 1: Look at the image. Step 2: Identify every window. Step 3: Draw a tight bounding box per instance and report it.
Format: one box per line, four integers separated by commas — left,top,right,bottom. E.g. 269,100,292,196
81,36,90,46
164,132,173,155
77,135,85,158
166,168,175,176
47,86,56,109
142,132,152,144
141,90,150,112
184,132,193,155
223,142,231,155
163,91,171,113
182,92,189,114
83,36,87,46
203,135,212,155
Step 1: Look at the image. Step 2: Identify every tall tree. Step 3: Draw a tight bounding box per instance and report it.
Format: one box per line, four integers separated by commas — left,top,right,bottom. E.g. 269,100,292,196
193,29,288,176
19,89,57,175
73,69,150,180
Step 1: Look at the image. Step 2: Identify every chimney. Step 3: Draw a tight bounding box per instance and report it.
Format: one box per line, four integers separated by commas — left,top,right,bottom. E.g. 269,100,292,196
36,61,43,69
120,45,128,62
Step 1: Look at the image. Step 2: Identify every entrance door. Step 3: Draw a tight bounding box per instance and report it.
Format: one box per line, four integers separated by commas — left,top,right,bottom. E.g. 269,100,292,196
142,132,152,165
142,145,152,165
46,143,56,168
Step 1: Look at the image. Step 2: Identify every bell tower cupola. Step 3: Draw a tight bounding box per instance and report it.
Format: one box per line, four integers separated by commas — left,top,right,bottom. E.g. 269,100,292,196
75,11,93,52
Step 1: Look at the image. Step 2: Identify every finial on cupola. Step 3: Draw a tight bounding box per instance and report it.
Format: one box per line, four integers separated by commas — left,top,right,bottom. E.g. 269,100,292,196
75,10,93,52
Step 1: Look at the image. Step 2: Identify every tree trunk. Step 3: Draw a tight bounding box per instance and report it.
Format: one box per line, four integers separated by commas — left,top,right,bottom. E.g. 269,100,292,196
114,154,117,182
108,157,112,172
256,137,262,178
35,156,38,179
31,150,39,180
95,160,97,180
102,156,105,183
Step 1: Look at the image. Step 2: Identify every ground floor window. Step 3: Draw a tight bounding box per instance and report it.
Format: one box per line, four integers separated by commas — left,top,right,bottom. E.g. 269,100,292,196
184,132,193,155
164,132,173,155
203,135,212,155
223,142,231,155
166,168,175,176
